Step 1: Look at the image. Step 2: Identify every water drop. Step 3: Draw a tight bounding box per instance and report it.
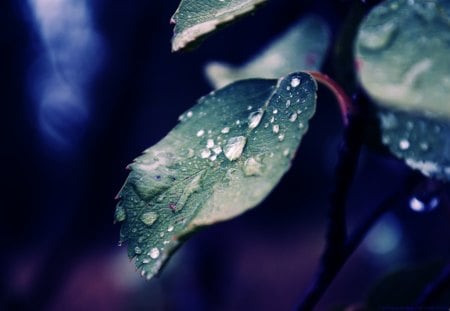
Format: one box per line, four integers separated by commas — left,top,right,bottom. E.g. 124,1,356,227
207,139,215,148
243,157,263,176
196,129,205,137
141,270,147,277
270,116,275,123
359,21,397,50
247,105,253,110
399,139,410,150
291,77,301,88
114,205,126,222
419,142,429,151
142,258,150,264
141,212,158,226
134,246,142,254
248,109,264,129
272,124,280,134
380,113,398,129
167,225,174,232
273,109,278,114
223,136,247,161
201,149,211,159
286,100,291,108
221,127,230,134
409,196,439,213
149,247,160,259
212,146,222,154
289,112,298,122
187,111,193,118
209,154,217,161
278,134,285,141
283,149,290,157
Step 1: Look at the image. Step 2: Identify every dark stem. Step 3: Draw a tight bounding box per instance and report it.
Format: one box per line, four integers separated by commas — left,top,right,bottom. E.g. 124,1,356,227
297,93,365,310
297,172,423,311
307,71,353,125
415,263,450,304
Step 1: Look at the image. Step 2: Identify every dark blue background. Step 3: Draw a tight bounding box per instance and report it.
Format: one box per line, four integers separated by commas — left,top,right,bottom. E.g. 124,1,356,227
1,0,449,310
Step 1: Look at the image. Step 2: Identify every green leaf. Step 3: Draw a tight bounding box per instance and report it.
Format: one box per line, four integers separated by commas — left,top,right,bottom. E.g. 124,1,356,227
205,15,330,88
115,72,318,280
379,109,450,181
355,0,450,180
171,0,267,52
355,0,450,118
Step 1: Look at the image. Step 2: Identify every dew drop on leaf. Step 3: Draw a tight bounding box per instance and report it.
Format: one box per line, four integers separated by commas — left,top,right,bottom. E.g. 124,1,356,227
201,149,212,158
248,109,264,129
290,77,301,87
272,124,280,134
409,196,439,213
196,129,205,137
223,136,247,161
399,139,410,150
289,112,298,122
243,157,263,176
149,247,160,259
140,212,158,226
114,205,126,222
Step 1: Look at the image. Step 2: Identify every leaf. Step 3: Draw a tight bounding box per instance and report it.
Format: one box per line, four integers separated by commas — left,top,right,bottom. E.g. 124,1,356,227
171,0,267,52
355,0,450,180
115,72,318,280
355,0,450,118
379,109,450,181
205,14,330,89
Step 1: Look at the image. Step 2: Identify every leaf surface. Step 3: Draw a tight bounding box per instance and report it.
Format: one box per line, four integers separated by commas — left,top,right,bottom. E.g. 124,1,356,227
355,0,450,118
115,72,317,279
379,109,450,180
355,0,450,180
205,15,330,88
171,0,266,52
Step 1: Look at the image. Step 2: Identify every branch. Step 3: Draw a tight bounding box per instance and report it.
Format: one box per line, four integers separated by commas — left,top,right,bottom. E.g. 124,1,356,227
308,71,353,125
297,92,364,310
297,172,423,310
416,263,450,306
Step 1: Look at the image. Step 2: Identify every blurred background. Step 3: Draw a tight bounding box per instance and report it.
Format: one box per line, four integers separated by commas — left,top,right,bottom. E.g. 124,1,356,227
1,0,449,310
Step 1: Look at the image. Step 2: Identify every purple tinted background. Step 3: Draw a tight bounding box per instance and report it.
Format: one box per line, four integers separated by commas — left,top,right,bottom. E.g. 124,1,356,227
1,0,449,310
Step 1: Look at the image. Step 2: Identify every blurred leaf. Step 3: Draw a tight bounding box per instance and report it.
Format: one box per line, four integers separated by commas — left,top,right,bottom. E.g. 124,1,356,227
366,262,450,308
115,72,318,280
355,0,450,180
171,0,266,52
355,0,450,118
379,109,450,180
205,14,330,89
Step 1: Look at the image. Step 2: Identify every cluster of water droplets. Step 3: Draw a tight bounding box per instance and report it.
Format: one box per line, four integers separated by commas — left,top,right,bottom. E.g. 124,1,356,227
379,110,450,180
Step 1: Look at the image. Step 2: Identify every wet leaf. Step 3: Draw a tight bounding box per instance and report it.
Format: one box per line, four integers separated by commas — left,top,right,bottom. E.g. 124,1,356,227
115,72,318,280
379,109,450,181
171,0,266,52
355,0,450,180
205,15,330,89
355,0,450,118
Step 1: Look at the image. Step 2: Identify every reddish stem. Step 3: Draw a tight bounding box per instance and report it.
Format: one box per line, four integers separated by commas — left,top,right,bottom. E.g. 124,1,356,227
307,71,352,125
